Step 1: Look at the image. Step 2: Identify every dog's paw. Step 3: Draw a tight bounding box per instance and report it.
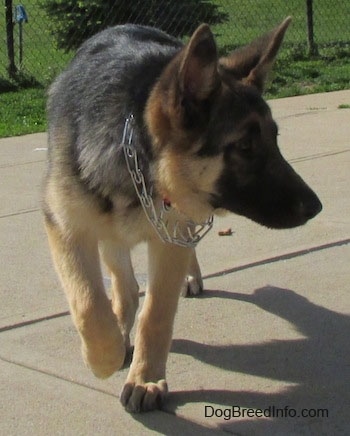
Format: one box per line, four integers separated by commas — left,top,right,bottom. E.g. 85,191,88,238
181,274,204,297
120,379,168,413
82,337,126,379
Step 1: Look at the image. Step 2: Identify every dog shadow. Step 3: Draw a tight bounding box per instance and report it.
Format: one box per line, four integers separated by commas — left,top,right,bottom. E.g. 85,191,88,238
132,285,350,434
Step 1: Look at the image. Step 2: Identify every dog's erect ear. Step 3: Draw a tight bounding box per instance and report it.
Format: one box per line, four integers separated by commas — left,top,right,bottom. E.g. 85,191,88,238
178,24,219,102
145,24,219,148
219,17,291,92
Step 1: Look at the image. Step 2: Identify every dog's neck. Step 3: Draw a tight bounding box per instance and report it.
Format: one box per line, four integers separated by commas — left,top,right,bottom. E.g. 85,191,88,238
122,114,214,247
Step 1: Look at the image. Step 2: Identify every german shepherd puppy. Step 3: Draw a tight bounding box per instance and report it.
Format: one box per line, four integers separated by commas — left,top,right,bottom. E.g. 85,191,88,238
43,17,322,412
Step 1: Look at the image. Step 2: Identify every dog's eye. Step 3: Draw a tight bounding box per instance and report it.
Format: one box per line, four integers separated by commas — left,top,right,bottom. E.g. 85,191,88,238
237,138,252,152
225,138,252,154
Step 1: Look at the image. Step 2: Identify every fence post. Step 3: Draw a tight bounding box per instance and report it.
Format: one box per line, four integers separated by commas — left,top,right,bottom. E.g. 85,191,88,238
15,5,29,70
306,0,318,56
5,0,17,78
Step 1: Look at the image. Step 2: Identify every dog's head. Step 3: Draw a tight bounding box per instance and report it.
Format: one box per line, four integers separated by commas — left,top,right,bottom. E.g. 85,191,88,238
146,18,322,228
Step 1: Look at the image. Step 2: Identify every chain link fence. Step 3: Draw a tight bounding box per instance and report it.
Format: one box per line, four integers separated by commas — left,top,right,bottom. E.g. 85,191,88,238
1,0,349,88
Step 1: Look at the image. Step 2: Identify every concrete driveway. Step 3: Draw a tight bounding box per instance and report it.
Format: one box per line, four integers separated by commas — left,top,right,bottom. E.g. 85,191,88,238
1,90,349,435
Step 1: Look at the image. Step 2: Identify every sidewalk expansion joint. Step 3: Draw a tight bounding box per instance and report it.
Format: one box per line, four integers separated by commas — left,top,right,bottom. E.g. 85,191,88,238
289,147,350,164
0,208,41,219
0,354,225,431
0,311,69,333
1,239,349,332
0,354,119,399
203,237,350,280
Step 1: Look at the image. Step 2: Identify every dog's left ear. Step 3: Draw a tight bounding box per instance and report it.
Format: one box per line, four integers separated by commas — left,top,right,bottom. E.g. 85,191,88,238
219,17,291,92
178,24,219,102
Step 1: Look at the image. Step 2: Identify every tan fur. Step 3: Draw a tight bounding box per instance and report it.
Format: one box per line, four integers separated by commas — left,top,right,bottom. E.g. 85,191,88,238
219,17,291,91
44,18,303,413
178,24,219,100
122,239,190,411
45,218,126,378
145,23,219,155
44,175,192,386
99,241,139,349
155,148,223,222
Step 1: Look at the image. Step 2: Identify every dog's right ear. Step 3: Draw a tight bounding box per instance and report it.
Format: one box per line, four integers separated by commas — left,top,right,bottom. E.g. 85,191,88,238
219,17,291,92
177,24,220,104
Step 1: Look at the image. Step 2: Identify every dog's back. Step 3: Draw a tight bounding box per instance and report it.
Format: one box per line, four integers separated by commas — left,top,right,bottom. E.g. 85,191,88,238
47,25,182,203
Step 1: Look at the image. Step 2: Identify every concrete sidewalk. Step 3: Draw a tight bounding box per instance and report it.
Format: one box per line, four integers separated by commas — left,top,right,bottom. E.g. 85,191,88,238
1,90,349,435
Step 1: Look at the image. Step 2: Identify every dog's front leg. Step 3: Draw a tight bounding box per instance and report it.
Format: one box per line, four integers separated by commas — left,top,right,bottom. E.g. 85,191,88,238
45,220,125,378
99,241,139,353
181,248,204,297
121,239,191,412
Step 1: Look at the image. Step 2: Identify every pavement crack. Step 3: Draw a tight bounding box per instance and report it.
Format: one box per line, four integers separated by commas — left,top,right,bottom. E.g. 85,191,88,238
0,354,119,399
0,311,70,333
0,208,41,219
289,148,350,164
203,237,350,280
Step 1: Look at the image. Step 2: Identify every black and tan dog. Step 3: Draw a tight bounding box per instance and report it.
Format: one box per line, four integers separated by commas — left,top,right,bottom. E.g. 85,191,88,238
43,17,322,412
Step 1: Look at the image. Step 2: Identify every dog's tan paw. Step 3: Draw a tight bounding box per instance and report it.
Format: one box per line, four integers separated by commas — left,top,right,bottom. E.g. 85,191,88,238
120,379,168,412
181,274,204,297
82,339,126,379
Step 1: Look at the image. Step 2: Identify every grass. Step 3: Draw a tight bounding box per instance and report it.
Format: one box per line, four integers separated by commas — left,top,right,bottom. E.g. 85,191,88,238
265,46,350,98
211,0,350,48
0,0,349,137
0,88,46,137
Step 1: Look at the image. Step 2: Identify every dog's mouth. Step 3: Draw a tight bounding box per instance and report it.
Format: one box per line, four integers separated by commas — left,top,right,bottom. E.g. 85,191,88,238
261,192,323,229
211,190,322,230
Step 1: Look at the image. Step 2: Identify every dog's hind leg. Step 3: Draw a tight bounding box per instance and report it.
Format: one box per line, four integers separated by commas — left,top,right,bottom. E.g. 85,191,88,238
45,219,125,378
181,248,204,297
99,240,139,356
121,239,191,412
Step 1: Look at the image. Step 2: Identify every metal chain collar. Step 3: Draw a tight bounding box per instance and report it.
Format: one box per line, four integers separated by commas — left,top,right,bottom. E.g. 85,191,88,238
122,114,214,247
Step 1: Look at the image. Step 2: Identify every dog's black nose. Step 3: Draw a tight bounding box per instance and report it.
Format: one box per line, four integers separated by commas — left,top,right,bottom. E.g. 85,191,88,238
300,194,322,221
